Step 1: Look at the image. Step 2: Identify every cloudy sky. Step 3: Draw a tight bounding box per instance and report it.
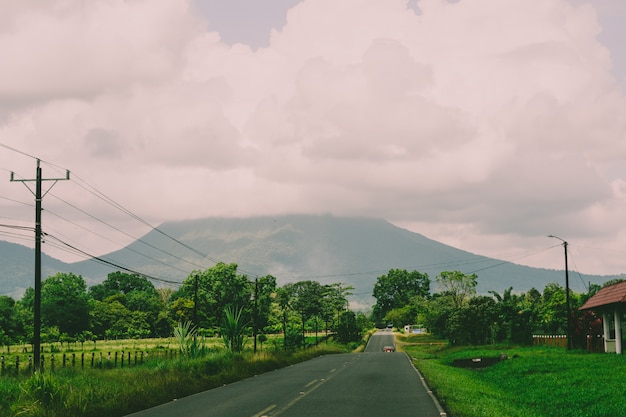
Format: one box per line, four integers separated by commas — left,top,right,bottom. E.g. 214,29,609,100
1,0,626,285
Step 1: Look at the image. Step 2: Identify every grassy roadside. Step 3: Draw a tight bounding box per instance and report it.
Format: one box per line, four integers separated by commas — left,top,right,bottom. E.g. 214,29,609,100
398,333,626,417
1,339,354,417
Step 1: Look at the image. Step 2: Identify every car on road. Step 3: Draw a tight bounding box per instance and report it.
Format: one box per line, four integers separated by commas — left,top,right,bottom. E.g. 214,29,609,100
382,345,395,352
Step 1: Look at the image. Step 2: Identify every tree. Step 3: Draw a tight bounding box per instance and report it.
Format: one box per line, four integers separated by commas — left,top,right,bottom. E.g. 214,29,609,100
126,290,164,336
489,287,540,345
447,296,497,345
540,282,568,334
89,272,166,337
276,284,296,349
336,310,360,343
373,269,430,323
41,273,91,336
250,275,277,352
436,271,477,309
89,272,158,301
421,293,455,339
0,296,17,344
291,281,324,346
175,263,251,329
384,304,418,329
169,297,195,324
489,287,517,343
158,288,175,307
321,283,352,335
13,291,34,344
90,300,131,338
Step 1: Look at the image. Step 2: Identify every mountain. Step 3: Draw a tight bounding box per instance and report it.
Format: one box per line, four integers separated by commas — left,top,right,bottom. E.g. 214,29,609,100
2,215,622,308
0,240,74,299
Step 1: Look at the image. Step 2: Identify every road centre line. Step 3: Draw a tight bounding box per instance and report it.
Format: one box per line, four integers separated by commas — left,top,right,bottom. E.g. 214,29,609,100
270,356,359,416
305,379,318,387
251,404,276,417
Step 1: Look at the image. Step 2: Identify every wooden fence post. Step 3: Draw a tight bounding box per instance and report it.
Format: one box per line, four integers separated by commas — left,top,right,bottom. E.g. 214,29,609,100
15,356,19,375
51,354,55,371
28,356,32,374
120,351,123,368
1,355,4,375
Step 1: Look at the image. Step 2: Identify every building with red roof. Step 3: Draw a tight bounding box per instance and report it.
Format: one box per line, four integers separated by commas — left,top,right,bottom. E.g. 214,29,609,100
580,281,626,354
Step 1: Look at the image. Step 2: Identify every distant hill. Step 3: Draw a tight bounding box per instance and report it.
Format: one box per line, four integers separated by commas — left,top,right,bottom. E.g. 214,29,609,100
2,215,623,308
0,240,74,299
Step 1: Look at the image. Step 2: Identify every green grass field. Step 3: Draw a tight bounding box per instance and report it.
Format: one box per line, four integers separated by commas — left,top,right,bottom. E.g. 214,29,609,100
7,332,622,417
399,334,626,417
0,337,225,375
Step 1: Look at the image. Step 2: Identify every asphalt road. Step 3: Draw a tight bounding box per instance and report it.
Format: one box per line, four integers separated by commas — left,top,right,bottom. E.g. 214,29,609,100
126,331,444,417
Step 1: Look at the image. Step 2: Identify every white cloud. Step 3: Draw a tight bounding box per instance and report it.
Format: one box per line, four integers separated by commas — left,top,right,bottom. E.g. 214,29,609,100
1,0,626,277
0,0,199,107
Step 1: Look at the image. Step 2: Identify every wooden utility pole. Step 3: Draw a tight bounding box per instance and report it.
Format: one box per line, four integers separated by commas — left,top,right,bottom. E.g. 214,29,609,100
548,235,572,350
252,276,259,353
11,159,69,371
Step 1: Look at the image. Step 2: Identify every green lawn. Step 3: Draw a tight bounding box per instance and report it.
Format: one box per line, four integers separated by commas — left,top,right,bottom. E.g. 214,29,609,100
399,334,626,417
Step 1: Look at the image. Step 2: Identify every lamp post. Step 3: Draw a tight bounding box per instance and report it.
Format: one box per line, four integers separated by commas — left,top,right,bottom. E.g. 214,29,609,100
548,235,572,350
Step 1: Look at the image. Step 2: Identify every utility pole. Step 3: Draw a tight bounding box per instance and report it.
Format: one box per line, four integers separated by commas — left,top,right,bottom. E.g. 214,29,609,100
193,274,199,328
11,159,70,371
548,235,572,350
253,277,258,353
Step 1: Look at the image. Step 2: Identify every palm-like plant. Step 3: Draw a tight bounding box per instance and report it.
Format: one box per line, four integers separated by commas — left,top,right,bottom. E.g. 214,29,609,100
221,306,247,353
173,321,200,357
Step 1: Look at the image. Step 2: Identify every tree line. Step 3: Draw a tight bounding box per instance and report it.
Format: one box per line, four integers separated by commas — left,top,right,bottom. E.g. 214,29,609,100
0,263,369,350
3,264,607,351
371,268,607,347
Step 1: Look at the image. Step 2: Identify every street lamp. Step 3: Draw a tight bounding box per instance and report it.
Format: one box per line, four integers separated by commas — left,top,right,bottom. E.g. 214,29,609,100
548,235,572,350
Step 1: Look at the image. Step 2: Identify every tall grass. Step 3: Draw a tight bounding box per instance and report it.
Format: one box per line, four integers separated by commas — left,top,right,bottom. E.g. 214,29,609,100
402,334,626,417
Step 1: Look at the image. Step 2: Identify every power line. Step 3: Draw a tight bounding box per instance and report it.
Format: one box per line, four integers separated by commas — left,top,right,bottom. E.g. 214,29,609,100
467,245,559,275
45,233,183,286
48,192,210,272
564,249,590,292
49,169,261,277
0,142,39,160
0,230,34,243
43,210,195,276
0,194,33,207
59,170,222,260
0,223,35,233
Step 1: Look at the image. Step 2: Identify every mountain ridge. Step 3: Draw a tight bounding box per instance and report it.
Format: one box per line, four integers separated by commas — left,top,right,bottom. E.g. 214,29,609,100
1,215,621,308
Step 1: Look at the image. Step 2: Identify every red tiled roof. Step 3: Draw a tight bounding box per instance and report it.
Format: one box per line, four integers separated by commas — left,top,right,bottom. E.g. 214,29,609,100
581,281,626,310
